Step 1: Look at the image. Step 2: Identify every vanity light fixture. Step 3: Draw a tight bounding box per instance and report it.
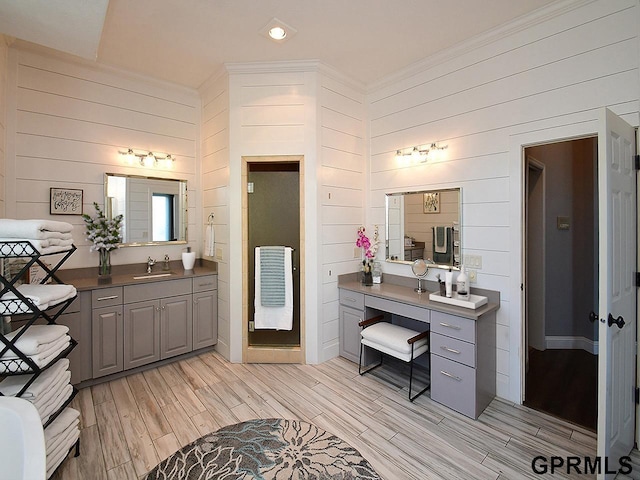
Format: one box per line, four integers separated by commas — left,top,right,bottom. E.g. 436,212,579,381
395,143,448,163
120,148,175,169
259,17,297,42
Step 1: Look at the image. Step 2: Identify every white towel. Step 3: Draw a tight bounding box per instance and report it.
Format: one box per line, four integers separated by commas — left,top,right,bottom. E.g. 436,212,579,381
434,226,448,254
46,425,79,478
254,246,293,330
32,371,72,411
0,284,77,315
45,407,80,447
0,336,71,373
205,223,215,257
47,418,79,457
0,219,73,238
40,383,73,424
0,358,70,397
0,324,69,356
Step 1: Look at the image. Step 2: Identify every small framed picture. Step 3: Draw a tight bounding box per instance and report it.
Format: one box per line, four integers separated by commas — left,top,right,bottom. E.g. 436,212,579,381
423,192,440,213
50,188,84,215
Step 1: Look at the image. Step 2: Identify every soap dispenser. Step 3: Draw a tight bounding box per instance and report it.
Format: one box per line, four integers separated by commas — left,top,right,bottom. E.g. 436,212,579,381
182,247,196,271
456,266,469,300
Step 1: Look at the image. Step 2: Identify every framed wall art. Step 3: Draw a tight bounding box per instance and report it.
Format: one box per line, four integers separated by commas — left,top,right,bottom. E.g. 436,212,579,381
50,188,84,215
423,192,440,213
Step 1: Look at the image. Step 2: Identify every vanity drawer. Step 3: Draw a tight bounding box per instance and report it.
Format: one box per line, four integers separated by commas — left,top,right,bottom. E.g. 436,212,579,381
92,287,123,308
430,332,475,368
339,290,364,310
125,278,192,303
430,354,477,418
431,311,476,343
366,296,430,324
193,275,217,293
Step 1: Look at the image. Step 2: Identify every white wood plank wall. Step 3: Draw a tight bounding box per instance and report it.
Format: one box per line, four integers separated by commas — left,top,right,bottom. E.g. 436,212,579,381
366,0,639,400
0,36,8,217
200,72,230,359
319,73,366,361
6,48,199,269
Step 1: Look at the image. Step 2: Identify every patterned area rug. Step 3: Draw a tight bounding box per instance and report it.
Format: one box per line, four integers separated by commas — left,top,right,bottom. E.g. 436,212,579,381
145,418,381,480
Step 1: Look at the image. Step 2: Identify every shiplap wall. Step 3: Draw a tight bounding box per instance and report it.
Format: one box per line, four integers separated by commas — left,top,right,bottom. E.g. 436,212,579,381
319,73,366,361
200,71,230,359
0,37,8,217
367,0,639,401
5,48,200,269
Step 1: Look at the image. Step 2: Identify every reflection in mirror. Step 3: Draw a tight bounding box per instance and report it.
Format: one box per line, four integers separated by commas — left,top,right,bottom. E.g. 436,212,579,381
386,188,461,268
105,173,188,246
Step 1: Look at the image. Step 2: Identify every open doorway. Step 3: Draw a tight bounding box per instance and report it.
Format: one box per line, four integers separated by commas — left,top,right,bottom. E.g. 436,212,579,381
523,137,598,431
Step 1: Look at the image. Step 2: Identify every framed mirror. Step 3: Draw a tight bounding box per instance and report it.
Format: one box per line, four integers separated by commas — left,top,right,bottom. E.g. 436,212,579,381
105,173,188,246
385,188,461,269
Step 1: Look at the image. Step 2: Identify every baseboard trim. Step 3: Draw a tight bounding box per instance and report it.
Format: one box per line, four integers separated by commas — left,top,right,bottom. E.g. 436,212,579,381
545,336,598,354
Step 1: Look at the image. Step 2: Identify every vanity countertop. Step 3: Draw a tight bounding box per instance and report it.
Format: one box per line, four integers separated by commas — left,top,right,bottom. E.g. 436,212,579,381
339,278,499,321
58,259,217,291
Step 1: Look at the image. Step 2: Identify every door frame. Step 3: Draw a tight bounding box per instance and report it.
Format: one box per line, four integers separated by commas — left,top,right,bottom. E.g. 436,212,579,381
510,125,602,403
241,155,305,363
524,156,546,360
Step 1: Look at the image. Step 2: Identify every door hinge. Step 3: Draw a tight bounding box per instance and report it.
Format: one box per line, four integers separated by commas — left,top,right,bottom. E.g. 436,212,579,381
635,387,639,405
635,155,640,170
635,272,640,287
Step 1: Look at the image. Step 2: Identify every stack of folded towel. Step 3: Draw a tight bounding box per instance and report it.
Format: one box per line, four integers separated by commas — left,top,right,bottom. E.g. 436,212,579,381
0,284,77,315
44,406,80,478
0,219,74,256
0,325,71,374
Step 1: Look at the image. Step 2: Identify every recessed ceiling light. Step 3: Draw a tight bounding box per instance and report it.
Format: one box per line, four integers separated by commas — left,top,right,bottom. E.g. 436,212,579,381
260,17,297,43
269,26,287,40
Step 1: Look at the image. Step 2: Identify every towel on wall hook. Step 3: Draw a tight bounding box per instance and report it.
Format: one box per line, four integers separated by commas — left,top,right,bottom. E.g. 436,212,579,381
205,213,215,257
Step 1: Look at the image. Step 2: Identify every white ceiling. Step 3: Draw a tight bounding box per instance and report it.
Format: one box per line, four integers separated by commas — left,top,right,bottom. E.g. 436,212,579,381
1,0,562,90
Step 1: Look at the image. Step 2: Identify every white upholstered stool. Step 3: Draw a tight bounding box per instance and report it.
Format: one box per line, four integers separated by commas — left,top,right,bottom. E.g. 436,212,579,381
358,315,430,402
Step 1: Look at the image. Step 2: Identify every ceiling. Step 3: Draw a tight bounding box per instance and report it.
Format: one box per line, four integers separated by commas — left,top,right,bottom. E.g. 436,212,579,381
1,0,562,90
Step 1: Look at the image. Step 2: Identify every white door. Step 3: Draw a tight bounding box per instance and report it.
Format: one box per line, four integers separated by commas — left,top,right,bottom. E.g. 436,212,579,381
597,108,636,479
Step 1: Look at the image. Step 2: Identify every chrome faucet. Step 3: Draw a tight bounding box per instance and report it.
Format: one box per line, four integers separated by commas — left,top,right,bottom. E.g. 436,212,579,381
147,257,156,274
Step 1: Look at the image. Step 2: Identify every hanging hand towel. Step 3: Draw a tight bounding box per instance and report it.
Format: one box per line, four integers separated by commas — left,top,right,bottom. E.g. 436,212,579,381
434,226,448,254
205,223,215,257
254,246,293,330
259,246,285,307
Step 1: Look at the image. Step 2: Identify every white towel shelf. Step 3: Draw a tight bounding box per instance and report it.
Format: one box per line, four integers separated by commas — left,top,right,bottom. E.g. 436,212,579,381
0,237,81,476
429,292,488,310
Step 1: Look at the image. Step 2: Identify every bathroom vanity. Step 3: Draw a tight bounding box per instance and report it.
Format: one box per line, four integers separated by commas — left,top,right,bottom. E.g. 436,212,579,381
339,273,498,419
14,260,220,387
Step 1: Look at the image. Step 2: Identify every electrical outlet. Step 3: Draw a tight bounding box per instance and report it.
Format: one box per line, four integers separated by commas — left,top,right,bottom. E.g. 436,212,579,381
354,247,361,259
464,255,482,269
215,247,223,260
468,269,478,283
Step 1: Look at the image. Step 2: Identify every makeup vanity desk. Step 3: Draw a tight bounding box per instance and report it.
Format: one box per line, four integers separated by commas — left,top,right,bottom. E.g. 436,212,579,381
338,274,499,419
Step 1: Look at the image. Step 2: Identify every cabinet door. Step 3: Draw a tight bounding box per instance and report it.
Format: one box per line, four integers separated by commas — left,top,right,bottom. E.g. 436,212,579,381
124,300,160,369
339,305,364,363
92,305,123,378
193,290,217,350
160,294,192,359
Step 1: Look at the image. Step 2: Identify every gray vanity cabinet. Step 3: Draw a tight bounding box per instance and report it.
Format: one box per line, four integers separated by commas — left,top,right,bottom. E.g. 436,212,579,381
91,287,124,379
123,278,192,370
192,275,218,350
160,294,193,359
124,300,161,369
338,290,365,363
430,310,496,419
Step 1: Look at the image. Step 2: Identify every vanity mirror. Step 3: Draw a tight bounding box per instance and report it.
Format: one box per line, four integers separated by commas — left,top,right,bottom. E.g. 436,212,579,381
105,173,187,246
385,188,461,268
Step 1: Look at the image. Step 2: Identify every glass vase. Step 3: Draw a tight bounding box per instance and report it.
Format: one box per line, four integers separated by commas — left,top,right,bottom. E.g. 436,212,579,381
98,249,111,282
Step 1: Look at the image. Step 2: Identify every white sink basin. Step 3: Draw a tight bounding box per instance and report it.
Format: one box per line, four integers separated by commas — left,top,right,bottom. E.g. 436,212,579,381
0,397,46,480
132,272,175,280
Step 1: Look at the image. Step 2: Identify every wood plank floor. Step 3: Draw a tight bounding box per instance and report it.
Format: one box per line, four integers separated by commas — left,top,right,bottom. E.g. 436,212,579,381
51,350,601,480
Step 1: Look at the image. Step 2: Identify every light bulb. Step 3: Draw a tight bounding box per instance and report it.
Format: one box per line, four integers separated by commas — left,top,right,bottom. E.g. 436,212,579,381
269,26,286,40
144,152,156,167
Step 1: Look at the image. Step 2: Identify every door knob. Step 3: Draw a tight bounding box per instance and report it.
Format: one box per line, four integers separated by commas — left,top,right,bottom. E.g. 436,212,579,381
608,313,625,329
588,311,598,323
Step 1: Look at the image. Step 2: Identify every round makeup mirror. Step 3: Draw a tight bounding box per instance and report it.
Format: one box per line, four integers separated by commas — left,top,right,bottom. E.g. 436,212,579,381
411,259,429,293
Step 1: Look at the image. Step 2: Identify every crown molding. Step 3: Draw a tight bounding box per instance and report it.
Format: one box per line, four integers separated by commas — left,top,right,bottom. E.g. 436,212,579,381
367,0,592,93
